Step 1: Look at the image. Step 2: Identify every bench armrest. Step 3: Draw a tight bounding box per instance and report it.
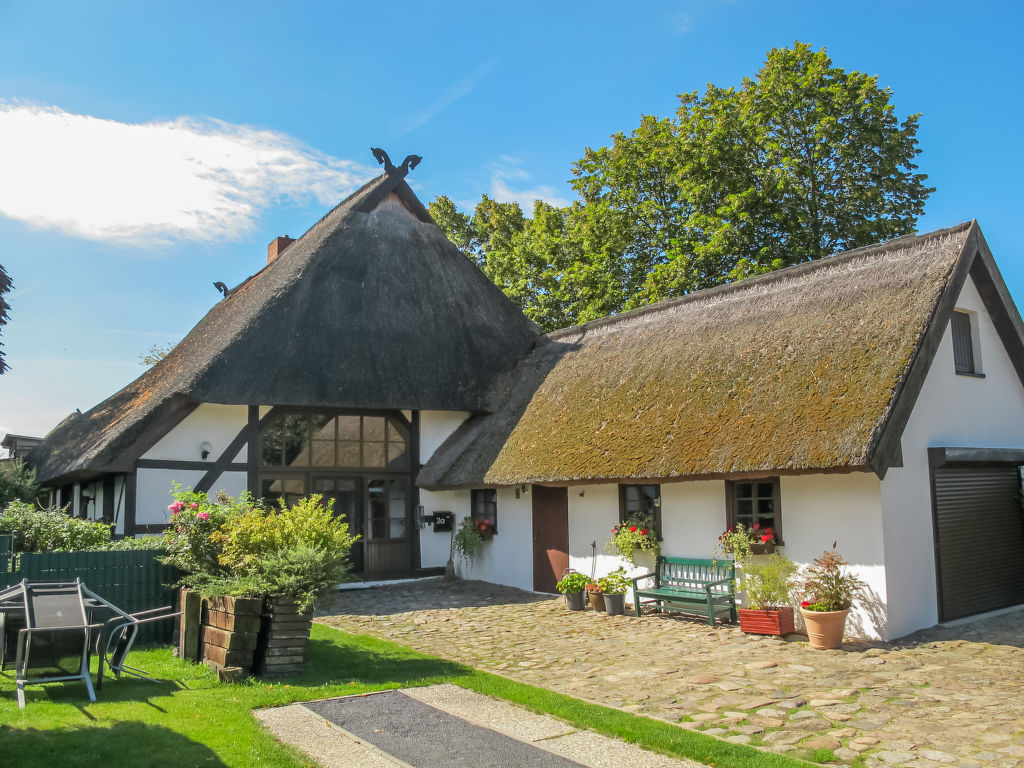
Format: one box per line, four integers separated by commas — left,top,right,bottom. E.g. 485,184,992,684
630,572,655,584
703,576,734,588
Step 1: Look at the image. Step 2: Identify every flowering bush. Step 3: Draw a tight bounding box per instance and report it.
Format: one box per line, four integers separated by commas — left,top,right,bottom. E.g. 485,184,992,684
603,513,659,566
714,523,774,562
161,485,359,611
799,546,865,612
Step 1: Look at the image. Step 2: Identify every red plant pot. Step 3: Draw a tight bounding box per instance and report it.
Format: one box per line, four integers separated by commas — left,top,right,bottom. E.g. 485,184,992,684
738,606,795,636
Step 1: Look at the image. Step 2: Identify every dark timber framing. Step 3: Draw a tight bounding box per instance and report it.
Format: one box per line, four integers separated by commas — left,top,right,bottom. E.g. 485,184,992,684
195,406,276,494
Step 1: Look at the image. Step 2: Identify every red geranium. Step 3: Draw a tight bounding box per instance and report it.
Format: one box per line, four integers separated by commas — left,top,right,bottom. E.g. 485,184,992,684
640,528,648,535
629,526,637,532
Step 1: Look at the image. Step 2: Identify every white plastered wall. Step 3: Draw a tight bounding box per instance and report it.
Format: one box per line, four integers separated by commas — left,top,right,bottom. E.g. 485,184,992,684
134,468,249,526
142,403,249,463
880,273,1024,639
417,411,471,569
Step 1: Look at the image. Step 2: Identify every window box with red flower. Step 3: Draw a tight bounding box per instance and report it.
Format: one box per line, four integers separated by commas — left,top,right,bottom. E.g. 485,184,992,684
603,512,659,567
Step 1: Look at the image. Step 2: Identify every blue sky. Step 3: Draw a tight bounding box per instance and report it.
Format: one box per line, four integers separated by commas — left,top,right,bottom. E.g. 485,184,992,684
1,1,1022,439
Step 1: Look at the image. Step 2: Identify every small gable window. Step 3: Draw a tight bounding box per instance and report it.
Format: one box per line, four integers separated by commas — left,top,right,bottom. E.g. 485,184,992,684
471,489,497,536
951,310,980,376
619,484,662,538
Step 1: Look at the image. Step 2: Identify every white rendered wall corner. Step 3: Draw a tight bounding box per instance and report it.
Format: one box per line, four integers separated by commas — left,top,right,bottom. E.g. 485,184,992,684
880,273,1024,639
134,468,248,527
416,411,472,570
142,403,250,463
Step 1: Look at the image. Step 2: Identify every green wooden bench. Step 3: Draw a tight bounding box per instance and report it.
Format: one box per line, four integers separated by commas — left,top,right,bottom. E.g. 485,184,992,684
630,556,737,625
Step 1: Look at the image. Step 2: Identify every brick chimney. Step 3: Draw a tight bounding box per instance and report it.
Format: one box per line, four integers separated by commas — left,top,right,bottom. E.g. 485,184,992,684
267,236,295,264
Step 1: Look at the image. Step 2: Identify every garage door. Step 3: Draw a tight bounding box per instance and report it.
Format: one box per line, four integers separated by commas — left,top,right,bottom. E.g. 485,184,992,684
933,466,1024,621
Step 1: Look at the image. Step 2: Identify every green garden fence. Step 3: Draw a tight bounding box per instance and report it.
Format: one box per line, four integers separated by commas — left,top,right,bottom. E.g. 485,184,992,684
0,536,180,644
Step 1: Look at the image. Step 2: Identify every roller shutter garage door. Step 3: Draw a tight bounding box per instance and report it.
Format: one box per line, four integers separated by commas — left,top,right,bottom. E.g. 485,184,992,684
933,465,1024,621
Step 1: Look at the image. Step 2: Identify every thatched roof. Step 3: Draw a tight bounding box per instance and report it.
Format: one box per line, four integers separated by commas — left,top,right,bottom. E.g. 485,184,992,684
419,222,1022,489
31,172,540,484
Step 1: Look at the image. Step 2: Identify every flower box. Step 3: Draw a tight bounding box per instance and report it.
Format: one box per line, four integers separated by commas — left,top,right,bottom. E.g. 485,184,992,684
737,606,794,636
748,541,775,555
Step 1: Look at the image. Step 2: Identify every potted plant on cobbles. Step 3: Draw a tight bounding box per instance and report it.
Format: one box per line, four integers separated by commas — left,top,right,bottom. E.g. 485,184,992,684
738,553,797,636
556,571,589,611
798,545,866,649
586,580,604,612
453,517,485,569
598,567,631,616
604,513,659,566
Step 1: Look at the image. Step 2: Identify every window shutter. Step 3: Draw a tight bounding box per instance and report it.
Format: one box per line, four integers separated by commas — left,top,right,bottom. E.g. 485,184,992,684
951,311,975,374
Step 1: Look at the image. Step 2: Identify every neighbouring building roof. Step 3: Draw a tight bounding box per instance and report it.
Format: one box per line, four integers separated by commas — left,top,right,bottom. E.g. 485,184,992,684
30,167,541,485
419,221,1024,489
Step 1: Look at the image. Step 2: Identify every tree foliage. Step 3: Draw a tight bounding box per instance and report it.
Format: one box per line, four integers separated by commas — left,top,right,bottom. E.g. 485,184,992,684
432,43,933,331
0,262,11,374
139,342,175,367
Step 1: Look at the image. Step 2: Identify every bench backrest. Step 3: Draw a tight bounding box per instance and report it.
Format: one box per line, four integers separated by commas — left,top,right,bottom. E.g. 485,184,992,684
656,557,734,594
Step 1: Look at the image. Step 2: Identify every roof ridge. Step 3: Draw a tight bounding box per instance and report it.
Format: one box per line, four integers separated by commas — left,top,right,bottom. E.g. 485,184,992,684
547,223,973,341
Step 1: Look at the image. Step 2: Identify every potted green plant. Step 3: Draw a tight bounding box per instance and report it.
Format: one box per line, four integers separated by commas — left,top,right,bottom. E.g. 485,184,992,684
798,545,866,649
715,523,775,561
452,517,485,572
555,571,589,611
586,581,604,612
597,567,631,616
604,513,659,566
738,553,797,636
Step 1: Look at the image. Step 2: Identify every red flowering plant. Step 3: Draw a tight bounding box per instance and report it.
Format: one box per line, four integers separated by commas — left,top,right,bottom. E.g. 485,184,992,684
603,512,659,566
160,484,252,580
798,546,866,613
714,523,774,563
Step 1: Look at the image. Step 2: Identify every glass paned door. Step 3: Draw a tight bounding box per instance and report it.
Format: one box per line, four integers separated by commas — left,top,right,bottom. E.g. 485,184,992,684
312,476,364,575
364,478,410,578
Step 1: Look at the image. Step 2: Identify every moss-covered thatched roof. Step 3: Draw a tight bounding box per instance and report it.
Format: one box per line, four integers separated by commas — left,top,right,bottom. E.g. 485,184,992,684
31,173,540,484
419,222,1012,489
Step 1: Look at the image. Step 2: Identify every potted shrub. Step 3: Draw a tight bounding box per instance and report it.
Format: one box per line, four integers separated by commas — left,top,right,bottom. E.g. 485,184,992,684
604,513,659,566
586,581,605,612
598,567,631,616
798,545,866,649
555,571,589,611
452,517,485,572
715,523,775,561
738,553,797,636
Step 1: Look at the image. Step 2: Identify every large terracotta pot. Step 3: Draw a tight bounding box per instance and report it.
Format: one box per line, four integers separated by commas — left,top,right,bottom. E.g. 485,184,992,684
588,591,605,612
738,606,795,636
800,608,849,649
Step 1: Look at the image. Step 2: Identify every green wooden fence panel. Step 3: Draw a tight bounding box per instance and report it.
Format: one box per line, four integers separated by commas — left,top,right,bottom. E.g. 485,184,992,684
1,548,179,644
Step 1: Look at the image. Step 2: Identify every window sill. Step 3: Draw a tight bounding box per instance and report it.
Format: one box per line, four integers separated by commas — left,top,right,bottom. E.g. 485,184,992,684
955,371,986,379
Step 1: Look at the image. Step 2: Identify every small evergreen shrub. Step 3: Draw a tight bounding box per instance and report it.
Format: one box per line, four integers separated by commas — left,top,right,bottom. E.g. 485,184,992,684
0,500,111,551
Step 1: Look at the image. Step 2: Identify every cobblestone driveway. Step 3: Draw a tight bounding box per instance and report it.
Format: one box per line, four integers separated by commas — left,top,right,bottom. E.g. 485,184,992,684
318,579,1024,767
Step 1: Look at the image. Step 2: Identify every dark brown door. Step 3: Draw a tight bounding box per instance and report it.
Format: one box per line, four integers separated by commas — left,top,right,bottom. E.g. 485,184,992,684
532,486,569,593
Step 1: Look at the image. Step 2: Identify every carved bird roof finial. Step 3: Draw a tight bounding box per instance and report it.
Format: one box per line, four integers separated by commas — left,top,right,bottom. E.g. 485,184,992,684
370,147,422,179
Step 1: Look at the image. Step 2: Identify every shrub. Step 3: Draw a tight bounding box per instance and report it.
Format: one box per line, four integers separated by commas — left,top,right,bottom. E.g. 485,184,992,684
743,553,797,609
799,546,866,612
0,459,40,508
555,572,590,594
598,567,631,595
161,487,358,611
452,517,484,566
0,500,111,551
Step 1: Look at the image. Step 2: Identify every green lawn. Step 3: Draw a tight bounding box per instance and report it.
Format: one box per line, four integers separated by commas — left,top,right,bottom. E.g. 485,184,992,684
0,624,814,768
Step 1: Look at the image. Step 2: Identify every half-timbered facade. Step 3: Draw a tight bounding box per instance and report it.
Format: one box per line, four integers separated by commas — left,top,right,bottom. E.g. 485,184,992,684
27,154,1024,639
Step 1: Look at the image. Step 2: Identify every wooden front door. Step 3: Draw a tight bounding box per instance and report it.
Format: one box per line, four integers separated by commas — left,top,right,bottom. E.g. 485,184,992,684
532,486,569,593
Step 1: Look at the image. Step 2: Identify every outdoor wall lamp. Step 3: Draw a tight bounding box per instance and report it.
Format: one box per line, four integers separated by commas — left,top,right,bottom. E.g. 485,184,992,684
200,441,213,461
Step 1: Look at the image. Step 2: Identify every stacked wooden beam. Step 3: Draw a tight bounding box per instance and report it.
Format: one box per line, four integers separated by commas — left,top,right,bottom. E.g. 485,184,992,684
255,598,313,677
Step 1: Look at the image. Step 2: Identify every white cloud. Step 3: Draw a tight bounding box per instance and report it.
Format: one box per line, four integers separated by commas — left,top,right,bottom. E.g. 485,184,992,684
489,160,572,212
0,103,375,244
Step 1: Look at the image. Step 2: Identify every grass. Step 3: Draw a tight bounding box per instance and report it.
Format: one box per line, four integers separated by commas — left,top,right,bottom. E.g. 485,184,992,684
0,624,815,768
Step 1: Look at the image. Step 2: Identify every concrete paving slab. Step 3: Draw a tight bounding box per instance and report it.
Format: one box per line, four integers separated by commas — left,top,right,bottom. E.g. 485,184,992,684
256,685,703,768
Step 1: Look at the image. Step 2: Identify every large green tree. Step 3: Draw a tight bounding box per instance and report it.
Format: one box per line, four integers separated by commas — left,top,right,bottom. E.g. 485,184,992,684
0,262,11,374
435,42,933,330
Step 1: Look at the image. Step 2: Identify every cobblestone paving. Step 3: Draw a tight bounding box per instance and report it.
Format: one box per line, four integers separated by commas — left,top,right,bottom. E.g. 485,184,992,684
318,579,1024,767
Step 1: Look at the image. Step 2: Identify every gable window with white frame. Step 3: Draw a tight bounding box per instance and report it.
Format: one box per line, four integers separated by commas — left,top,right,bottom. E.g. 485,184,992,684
727,478,782,544
951,309,983,376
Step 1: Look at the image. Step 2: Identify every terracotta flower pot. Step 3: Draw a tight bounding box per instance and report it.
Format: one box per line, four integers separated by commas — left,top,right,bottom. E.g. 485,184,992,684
738,606,794,636
800,607,849,649
588,592,605,612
